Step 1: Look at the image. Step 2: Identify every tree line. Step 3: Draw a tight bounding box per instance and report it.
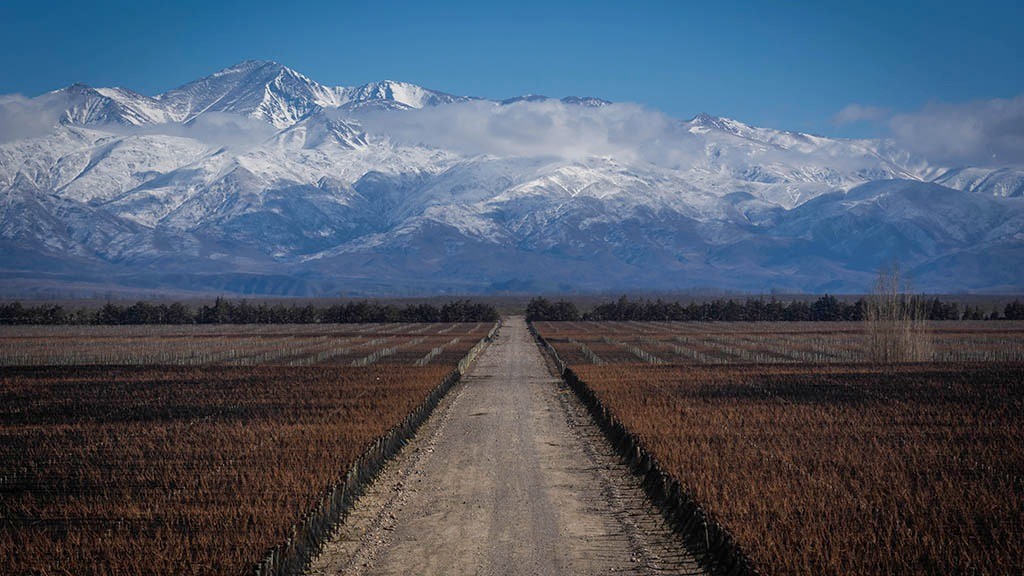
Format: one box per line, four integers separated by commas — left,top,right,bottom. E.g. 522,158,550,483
0,298,499,325
526,295,1019,322
4,295,1019,325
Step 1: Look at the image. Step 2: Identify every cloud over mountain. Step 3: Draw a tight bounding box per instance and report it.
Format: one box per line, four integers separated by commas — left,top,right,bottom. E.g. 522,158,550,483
833,103,889,126
355,99,702,167
889,94,1024,167
109,112,279,151
0,61,1022,297
0,94,64,142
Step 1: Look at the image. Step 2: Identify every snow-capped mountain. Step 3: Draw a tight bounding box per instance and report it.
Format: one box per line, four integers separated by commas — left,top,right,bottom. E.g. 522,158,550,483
340,80,472,112
1,60,1022,297
40,83,170,126
32,61,476,130
154,60,343,127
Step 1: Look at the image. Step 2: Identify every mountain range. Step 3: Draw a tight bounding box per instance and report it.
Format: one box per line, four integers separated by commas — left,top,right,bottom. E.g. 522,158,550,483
2,60,1022,297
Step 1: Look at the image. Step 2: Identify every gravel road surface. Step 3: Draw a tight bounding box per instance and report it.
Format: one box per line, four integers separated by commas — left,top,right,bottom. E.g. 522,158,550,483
308,317,706,576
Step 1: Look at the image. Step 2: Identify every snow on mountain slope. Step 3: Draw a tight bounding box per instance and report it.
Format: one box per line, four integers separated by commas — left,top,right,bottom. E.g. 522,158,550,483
0,126,213,204
155,60,344,128
932,166,1024,198
59,133,212,204
38,84,171,126
682,114,930,196
340,80,471,111
23,61,482,133
268,109,368,150
776,180,1019,256
1,60,1022,296
715,180,1024,292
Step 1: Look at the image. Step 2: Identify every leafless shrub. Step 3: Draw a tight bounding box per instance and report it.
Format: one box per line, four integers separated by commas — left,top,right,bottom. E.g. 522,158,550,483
863,264,932,362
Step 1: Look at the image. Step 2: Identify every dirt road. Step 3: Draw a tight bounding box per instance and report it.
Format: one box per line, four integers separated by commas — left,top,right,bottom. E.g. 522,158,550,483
308,317,705,576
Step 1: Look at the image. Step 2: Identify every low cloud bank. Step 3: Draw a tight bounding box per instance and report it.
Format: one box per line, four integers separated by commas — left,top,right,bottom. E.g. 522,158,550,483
833,103,889,125
0,95,276,150
889,95,1024,167
352,100,705,168
836,94,1024,167
5,84,1023,169
0,95,62,142
112,113,279,151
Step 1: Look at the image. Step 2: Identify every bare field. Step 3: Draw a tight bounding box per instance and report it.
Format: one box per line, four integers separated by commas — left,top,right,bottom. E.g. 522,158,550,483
534,321,1024,575
533,320,1024,365
0,322,492,367
0,323,493,576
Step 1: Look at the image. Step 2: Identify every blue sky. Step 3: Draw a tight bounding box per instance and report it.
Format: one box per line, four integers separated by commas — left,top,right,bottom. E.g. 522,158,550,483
1,0,1021,137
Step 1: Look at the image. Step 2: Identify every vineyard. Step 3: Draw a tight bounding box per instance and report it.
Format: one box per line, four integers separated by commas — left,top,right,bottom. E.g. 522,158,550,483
0,322,493,367
0,322,495,576
533,321,1024,575
532,320,1024,365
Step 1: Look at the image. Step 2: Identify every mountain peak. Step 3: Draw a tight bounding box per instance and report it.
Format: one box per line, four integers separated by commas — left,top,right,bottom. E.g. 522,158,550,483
156,60,340,128
51,83,101,98
204,59,315,87
216,59,287,74
560,96,611,107
501,94,611,107
691,112,724,126
341,80,470,111
38,82,167,127
501,94,550,105
689,112,760,135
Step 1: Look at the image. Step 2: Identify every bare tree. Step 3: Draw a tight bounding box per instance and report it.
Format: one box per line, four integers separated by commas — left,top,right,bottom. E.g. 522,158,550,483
864,264,932,362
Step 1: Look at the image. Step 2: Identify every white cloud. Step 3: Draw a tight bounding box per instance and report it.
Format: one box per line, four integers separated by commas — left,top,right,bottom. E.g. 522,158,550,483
6,84,1023,170
0,92,276,150
0,94,63,142
352,100,704,168
833,103,889,125
109,112,278,151
888,94,1024,166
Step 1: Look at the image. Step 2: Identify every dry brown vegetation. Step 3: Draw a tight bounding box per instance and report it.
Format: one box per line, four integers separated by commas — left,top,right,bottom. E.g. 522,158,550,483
0,322,492,367
535,321,1024,575
533,320,1024,364
0,365,450,575
0,322,493,576
864,266,933,362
